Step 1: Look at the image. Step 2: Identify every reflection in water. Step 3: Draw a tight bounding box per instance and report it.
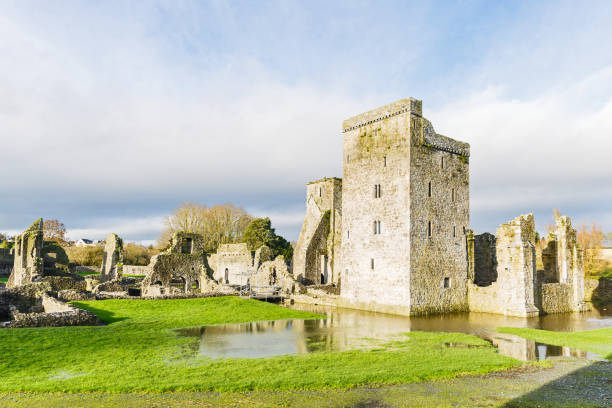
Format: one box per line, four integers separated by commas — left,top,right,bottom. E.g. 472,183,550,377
177,305,611,361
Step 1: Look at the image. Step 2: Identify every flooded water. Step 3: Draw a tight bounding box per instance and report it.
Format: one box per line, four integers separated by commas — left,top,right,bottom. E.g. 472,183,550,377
178,303,611,361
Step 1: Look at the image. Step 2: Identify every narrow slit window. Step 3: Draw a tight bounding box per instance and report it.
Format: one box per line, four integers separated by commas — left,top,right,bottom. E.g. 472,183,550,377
451,188,455,202
428,221,432,238
441,157,445,169
371,258,375,270
428,182,432,197
453,226,456,237
443,277,450,288
373,220,381,235
374,184,382,198
383,156,387,167
346,154,350,163
319,187,322,197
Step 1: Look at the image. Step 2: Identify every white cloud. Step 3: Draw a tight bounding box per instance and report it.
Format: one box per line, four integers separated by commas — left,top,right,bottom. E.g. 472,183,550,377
429,67,612,232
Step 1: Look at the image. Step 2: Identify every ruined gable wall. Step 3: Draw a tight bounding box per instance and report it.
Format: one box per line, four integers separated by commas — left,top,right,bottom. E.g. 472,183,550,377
142,253,207,295
214,243,253,285
468,214,539,317
539,216,588,313
293,178,342,285
409,117,470,314
100,233,123,282
8,219,44,288
340,99,416,312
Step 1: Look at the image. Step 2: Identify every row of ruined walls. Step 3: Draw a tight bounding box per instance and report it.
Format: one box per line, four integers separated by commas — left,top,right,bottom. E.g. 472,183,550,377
468,214,588,317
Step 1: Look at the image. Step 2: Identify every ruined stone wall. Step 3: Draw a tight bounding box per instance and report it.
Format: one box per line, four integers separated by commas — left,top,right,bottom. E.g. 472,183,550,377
100,233,123,282
539,216,588,313
540,283,574,313
584,277,612,303
472,233,497,286
408,116,470,315
123,265,149,276
468,214,539,317
141,253,207,296
293,178,342,285
249,255,302,295
212,243,253,285
0,248,13,277
7,219,44,288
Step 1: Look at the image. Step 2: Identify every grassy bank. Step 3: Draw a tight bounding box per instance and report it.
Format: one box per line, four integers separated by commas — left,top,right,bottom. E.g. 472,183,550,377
0,277,7,283
497,327,612,359
0,297,519,392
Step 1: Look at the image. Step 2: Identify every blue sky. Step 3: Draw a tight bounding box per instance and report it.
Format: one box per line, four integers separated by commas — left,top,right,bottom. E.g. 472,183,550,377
1,1,612,244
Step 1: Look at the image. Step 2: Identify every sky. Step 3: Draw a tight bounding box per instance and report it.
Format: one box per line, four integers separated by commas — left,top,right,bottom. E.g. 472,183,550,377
1,0,612,245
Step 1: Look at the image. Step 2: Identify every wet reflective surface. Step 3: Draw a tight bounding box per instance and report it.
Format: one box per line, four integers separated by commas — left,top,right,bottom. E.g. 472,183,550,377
178,304,611,361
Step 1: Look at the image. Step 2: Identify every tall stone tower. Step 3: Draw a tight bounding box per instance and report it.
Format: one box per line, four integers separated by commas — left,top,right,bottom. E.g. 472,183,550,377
340,98,470,315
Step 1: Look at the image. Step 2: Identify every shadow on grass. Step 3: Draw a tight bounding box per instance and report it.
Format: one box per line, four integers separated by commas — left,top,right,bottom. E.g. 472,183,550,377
502,361,612,407
71,302,128,324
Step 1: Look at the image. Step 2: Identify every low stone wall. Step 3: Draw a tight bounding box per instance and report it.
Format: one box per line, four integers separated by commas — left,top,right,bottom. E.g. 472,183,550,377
74,265,99,275
467,283,539,317
123,265,148,276
41,276,87,291
540,283,574,313
57,289,96,302
4,294,99,328
585,278,612,303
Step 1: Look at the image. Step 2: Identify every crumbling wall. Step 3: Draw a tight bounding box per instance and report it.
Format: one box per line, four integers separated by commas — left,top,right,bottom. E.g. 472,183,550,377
540,283,574,313
539,216,588,313
7,219,44,288
212,243,253,285
141,232,211,296
584,277,612,303
472,233,497,286
468,214,539,317
100,233,124,282
293,178,342,286
0,282,99,328
0,248,13,277
249,255,303,295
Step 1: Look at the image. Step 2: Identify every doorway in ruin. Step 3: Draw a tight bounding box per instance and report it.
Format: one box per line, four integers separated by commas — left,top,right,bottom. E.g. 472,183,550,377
170,276,187,292
181,237,193,254
321,254,328,284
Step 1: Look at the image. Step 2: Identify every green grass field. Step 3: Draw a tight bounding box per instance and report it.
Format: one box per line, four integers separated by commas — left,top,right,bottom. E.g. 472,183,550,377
497,327,612,359
0,277,7,284
0,297,520,392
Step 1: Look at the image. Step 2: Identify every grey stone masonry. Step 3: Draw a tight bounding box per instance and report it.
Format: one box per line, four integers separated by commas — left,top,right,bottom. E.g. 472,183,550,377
100,233,124,282
7,219,44,288
293,178,342,285
340,98,470,315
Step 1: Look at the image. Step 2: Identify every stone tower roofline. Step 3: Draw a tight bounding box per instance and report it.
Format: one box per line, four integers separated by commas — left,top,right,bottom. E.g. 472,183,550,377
306,177,342,185
342,97,470,157
342,97,422,133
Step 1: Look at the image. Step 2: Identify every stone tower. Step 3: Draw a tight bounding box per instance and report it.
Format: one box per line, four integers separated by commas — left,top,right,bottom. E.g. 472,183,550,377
293,178,342,285
340,98,470,315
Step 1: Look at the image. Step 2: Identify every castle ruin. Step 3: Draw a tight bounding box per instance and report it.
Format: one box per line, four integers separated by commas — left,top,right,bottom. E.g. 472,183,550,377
294,97,588,317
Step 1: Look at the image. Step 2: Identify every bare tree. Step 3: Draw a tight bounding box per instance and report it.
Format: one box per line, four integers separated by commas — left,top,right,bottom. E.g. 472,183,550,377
577,222,604,277
158,202,253,252
43,219,67,243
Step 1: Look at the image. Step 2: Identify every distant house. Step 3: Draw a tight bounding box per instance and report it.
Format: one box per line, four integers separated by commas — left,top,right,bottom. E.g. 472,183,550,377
75,239,96,247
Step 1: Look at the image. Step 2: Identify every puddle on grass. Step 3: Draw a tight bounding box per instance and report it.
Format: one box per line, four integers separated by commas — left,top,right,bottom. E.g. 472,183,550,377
177,305,611,361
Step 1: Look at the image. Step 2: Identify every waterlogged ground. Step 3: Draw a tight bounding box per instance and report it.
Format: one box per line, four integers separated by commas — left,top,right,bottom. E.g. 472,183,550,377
181,303,612,361
0,298,610,406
